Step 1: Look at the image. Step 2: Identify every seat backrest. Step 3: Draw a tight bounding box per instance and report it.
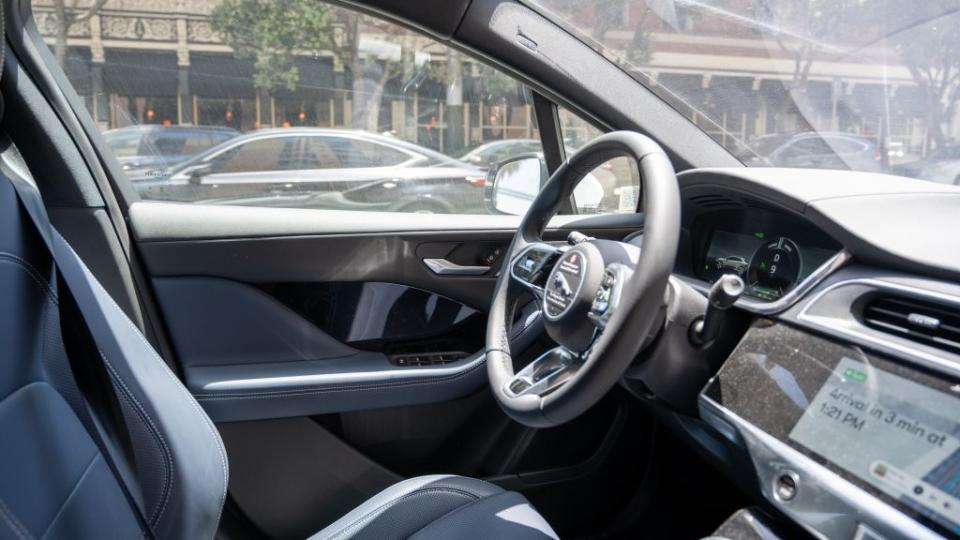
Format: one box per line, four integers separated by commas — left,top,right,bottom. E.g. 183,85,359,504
0,171,228,539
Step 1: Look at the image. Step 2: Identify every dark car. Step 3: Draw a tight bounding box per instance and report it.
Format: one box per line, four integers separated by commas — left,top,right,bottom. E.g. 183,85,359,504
137,129,489,213
459,139,543,169
103,125,238,179
739,132,884,172
892,144,960,185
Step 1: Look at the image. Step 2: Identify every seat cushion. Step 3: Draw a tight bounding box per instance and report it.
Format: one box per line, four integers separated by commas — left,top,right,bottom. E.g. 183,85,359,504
309,475,558,540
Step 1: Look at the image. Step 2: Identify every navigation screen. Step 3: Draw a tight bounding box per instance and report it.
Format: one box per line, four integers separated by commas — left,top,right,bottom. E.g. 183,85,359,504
790,357,960,534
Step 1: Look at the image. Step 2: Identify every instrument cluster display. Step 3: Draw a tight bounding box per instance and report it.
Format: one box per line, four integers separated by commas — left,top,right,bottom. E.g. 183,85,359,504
693,211,839,301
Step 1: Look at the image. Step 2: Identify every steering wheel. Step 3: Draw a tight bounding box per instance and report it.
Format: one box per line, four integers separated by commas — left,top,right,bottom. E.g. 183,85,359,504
486,131,681,428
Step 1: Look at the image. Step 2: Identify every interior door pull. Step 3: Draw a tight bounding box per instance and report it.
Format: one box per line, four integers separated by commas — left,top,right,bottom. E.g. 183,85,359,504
423,258,490,276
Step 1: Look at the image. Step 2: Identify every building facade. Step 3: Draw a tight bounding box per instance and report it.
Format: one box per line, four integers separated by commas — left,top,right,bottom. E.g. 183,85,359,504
33,0,948,159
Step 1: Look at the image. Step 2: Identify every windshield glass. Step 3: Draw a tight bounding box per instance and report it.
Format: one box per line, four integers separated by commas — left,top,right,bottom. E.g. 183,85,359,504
529,0,960,186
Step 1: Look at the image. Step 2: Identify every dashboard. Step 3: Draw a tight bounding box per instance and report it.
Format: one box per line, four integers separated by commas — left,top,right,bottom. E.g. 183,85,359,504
639,167,960,540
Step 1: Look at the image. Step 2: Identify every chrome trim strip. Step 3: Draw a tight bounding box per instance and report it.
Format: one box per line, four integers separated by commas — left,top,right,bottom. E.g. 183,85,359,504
423,258,490,276
194,352,486,393
682,249,852,315
699,394,945,540
797,278,960,379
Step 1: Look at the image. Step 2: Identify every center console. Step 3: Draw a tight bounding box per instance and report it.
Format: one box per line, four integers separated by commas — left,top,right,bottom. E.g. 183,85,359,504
701,321,960,540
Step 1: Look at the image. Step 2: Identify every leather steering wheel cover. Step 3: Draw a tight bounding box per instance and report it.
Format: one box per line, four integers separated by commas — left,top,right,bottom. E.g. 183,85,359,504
485,131,680,427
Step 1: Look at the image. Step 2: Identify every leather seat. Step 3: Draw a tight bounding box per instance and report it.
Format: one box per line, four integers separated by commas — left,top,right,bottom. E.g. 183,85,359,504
310,475,557,539
0,163,557,539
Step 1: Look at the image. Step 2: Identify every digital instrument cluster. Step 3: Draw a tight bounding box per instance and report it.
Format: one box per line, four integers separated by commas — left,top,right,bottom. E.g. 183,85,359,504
690,210,840,301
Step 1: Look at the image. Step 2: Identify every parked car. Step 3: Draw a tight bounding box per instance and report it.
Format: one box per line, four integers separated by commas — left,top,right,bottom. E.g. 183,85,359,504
459,139,543,169
136,128,489,213
738,131,884,172
103,125,238,179
893,144,960,185
715,255,748,274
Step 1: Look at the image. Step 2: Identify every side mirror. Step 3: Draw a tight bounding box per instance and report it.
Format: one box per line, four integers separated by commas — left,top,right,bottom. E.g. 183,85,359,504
183,163,212,184
487,155,547,215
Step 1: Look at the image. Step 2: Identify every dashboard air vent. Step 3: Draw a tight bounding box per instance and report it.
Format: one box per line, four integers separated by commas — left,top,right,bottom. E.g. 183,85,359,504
862,295,960,355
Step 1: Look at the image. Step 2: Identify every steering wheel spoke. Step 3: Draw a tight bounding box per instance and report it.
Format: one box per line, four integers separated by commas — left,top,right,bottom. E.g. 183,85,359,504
587,262,634,329
509,242,563,298
503,347,581,398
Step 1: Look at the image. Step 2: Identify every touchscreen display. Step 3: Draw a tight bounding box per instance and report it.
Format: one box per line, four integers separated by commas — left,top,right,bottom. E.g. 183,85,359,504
706,322,960,538
790,357,960,533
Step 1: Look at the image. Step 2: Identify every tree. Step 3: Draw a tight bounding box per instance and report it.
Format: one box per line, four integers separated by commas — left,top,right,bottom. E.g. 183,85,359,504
754,0,860,130
886,0,960,150
211,0,333,93
212,0,409,130
329,10,406,132
51,0,108,66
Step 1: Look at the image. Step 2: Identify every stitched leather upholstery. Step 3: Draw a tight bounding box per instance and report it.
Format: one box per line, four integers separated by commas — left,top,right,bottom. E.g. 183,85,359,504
0,174,555,540
310,475,557,540
0,179,227,539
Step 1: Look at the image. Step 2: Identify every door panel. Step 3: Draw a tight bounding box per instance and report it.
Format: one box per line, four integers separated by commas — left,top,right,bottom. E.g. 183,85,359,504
153,277,495,422
135,202,642,421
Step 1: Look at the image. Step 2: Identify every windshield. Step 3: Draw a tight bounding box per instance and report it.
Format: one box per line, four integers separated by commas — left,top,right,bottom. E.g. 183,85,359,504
529,0,960,186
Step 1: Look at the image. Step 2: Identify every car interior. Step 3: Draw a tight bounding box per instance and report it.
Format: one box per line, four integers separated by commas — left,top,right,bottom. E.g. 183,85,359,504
3,0,960,539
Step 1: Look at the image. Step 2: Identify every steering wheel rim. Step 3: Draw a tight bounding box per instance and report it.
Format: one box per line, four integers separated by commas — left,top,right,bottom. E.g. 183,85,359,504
485,131,681,428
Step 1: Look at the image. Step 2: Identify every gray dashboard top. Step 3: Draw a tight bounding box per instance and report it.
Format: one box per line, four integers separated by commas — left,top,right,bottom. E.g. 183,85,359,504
678,167,960,281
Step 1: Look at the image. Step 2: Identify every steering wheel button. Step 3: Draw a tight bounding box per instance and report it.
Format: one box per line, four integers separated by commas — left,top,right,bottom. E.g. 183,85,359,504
509,379,531,394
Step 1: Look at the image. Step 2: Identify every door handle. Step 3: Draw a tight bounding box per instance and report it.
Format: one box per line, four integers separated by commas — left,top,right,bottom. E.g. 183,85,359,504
423,258,490,276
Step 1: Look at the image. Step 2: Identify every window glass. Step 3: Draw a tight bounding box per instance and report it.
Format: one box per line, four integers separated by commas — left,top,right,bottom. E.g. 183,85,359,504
105,133,142,158
791,138,832,156
33,0,546,214
529,0,960,187
559,108,640,215
148,135,188,157
826,137,869,155
212,138,286,173
327,138,411,168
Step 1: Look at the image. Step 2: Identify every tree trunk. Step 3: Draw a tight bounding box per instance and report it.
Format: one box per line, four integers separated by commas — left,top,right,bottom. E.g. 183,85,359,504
54,0,69,67
400,36,416,140
444,50,464,153
926,91,947,150
351,56,392,133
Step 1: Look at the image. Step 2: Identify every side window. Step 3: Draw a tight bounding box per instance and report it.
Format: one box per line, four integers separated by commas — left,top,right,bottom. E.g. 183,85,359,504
824,137,867,155
212,139,286,174
105,133,141,158
34,0,548,214
180,134,218,156
292,136,342,169
327,138,411,168
149,135,187,157
559,108,641,214
789,138,832,156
